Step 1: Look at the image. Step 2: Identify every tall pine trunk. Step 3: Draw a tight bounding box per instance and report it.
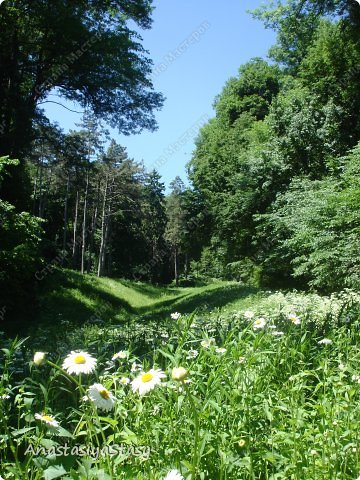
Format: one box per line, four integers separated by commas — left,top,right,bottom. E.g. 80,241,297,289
62,174,70,265
97,175,108,277
81,170,89,274
72,190,80,268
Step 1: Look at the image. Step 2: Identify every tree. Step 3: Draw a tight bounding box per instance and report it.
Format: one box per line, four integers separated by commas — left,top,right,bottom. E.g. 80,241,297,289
0,0,164,207
165,177,186,286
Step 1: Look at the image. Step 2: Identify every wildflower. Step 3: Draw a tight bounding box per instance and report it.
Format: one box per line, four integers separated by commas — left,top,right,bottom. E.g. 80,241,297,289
171,367,188,382
119,377,130,385
200,338,215,348
186,349,198,359
318,338,332,345
33,352,46,366
288,313,300,325
352,374,360,384
253,318,266,330
272,331,284,336
62,351,96,375
310,449,317,456
88,383,115,411
164,469,184,480
244,310,255,319
35,413,59,428
215,347,227,354
238,439,246,447
112,351,128,360
131,362,141,372
1,394,10,400
170,312,181,320
131,369,166,396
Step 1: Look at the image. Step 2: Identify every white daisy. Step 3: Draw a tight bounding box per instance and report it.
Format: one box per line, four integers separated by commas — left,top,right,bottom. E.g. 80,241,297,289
170,312,181,320
35,413,59,428
62,351,96,375
119,376,130,385
131,362,142,372
318,338,332,345
288,313,301,325
131,369,166,396
200,338,215,348
171,367,188,381
215,347,227,354
164,469,184,480
88,383,115,411
33,351,46,366
253,318,266,330
186,349,198,359
112,351,128,360
244,310,255,319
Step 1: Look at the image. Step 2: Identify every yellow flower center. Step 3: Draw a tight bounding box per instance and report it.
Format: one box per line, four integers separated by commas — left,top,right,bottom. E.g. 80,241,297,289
141,372,153,383
42,415,54,423
99,389,110,400
74,355,86,364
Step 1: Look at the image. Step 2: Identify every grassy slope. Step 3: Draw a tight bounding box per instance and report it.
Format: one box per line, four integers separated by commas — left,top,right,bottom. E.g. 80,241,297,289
34,269,261,329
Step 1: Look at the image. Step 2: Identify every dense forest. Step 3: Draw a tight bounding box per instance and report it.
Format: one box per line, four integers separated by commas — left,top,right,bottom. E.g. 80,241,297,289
1,0,360,329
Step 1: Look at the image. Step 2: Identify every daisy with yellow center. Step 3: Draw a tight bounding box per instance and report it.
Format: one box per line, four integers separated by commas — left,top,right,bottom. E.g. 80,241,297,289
253,318,266,330
288,313,301,325
112,351,128,360
35,413,59,428
62,351,97,375
131,368,166,396
88,383,115,411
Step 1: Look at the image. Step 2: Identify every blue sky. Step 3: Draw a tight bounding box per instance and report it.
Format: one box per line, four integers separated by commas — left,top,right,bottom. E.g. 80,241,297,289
44,0,276,190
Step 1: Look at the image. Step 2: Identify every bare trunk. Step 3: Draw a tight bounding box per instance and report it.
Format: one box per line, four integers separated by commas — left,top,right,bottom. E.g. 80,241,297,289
97,175,108,277
81,170,89,274
87,179,100,273
72,190,80,268
174,246,179,286
62,174,70,265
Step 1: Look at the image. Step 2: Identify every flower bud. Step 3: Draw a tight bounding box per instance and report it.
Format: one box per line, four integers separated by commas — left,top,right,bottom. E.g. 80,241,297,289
33,352,46,366
171,367,188,382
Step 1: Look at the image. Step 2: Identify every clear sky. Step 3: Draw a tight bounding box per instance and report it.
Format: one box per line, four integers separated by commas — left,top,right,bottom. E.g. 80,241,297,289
44,0,276,190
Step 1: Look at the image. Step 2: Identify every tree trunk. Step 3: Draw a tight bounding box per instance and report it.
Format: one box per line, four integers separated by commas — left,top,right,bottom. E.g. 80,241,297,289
174,246,179,286
81,170,89,274
87,179,100,273
72,190,80,268
97,175,108,277
62,173,70,265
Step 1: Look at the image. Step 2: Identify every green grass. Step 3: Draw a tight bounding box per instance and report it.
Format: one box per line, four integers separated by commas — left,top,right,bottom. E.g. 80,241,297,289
1,270,359,479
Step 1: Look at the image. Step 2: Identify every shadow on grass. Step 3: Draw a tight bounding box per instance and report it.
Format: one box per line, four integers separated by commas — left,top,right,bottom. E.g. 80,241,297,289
136,283,258,320
120,279,182,299
34,269,134,329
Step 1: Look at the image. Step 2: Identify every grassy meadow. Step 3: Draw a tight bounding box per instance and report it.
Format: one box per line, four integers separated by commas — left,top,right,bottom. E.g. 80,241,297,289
0,271,359,479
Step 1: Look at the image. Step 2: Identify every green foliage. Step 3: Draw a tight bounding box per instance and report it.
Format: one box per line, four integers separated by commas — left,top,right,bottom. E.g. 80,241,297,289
255,143,360,291
0,158,43,329
1,284,359,478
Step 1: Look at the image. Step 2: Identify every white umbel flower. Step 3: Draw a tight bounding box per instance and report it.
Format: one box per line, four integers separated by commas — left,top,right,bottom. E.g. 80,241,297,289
35,413,59,428
62,351,96,375
119,376,130,385
164,469,184,480
33,352,46,366
170,312,181,320
253,318,266,330
88,383,115,411
131,369,166,396
244,310,255,319
318,338,332,345
200,338,215,348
